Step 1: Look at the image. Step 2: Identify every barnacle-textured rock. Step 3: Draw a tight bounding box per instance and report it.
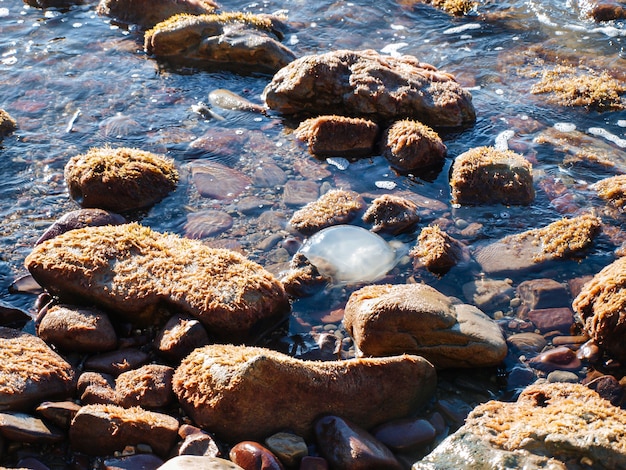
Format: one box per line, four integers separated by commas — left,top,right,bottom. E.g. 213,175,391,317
414,382,626,469
263,49,476,127
362,194,420,234
144,13,296,74
410,224,469,273
450,146,534,205
96,0,218,29
382,119,447,172
343,283,507,368
289,189,364,235
25,223,290,342
0,109,17,137
64,147,178,213
173,344,436,441
0,327,76,411
408,0,476,16
573,256,626,362
592,175,626,211
294,115,380,158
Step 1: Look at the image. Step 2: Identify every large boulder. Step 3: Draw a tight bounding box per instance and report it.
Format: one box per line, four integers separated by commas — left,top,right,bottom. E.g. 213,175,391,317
262,49,476,127
64,147,178,213
573,256,626,362
414,382,626,469
474,213,601,277
343,283,507,368
25,223,290,343
144,13,296,74
450,146,534,205
96,0,218,29
173,344,436,441
0,327,76,411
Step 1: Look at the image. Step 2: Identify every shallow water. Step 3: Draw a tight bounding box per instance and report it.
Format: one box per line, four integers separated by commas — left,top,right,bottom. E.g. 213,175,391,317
0,0,625,448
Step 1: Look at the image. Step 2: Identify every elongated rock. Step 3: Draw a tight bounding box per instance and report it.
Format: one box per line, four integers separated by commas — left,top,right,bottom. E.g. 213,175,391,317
173,344,436,441
25,223,290,342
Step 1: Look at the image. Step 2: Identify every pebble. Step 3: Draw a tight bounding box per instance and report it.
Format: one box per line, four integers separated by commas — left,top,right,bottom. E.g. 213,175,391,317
103,453,164,470
372,417,437,451
0,411,64,443
229,441,285,470
528,346,582,372
154,315,210,362
586,375,624,406
264,431,308,467
546,370,579,383
282,180,320,206
191,161,252,200
507,332,547,354
526,307,574,333
35,401,81,430
252,161,287,187
83,348,150,375
516,279,570,313
184,210,234,238
577,339,602,363
299,456,329,470
157,456,244,470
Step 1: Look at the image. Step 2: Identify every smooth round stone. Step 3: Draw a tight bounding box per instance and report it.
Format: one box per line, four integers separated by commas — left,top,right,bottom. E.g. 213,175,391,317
298,225,398,284
103,453,164,470
299,456,329,470
528,346,582,372
184,210,233,238
0,411,64,443
229,441,284,470
507,332,547,355
586,375,625,406
577,339,601,363
157,456,244,470
372,417,436,451
264,431,307,467
546,370,579,383
314,415,401,470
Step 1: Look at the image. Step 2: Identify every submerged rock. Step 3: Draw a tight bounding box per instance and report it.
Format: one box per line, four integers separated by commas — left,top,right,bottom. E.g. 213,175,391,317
294,115,380,158
144,13,296,74
25,223,290,343
362,194,420,234
298,225,399,284
474,213,601,276
583,0,626,21
64,147,178,213
263,49,476,127
343,283,507,368
450,146,534,206
288,189,365,235
96,0,218,29
382,119,447,172
36,208,126,245
414,382,626,469
573,256,626,362
173,344,436,441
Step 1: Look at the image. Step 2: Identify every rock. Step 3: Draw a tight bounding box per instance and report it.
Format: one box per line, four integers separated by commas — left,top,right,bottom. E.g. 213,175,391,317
527,307,574,333
77,371,117,405
35,401,81,430
315,415,401,470
69,404,179,458
104,454,165,470
264,431,307,467
547,370,579,383
0,327,75,411
83,349,151,375
528,346,582,372
154,315,210,362
35,208,126,245
37,304,117,353
280,252,329,298
282,180,320,206
252,160,287,188
474,213,601,276
178,426,222,456
172,344,436,442
382,119,447,172
343,283,507,368
64,147,178,213
410,225,469,274
592,175,626,212
144,13,296,74
573,256,626,362
516,278,570,312
413,382,626,469
0,109,17,137
96,0,218,29
372,417,437,452
184,210,234,239
294,115,380,158
25,223,290,343
208,89,268,114
506,332,547,355
191,161,252,201
299,456,329,470
586,375,625,406
115,364,175,409
157,456,244,470
0,411,65,444
462,278,514,313
263,49,475,127
288,189,364,235
229,441,285,469
0,300,32,329
449,146,534,205
362,194,420,234
584,0,626,21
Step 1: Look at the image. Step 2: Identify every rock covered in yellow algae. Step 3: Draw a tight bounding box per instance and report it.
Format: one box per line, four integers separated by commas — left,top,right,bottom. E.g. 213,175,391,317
25,223,290,342
289,189,365,235
382,119,447,172
410,224,469,273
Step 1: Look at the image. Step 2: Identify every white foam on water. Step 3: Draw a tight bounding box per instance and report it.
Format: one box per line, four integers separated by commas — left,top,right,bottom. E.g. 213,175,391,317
443,23,481,35
381,42,409,57
588,127,626,148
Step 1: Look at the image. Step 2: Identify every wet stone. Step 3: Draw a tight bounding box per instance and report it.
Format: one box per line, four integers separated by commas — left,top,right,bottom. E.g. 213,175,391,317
229,441,285,470
528,346,582,372
546,370,579,383
179,431,222,457
372,417,437,452
299,456,329,470
516,278,570,313
586,375,625,406
157,456,244,470
35,401,81,430
115,364,175,409
382,119,447,172
184,210,234,239
154,315,210,363
15,457,49,470
103,453,164,470
191,161,252,201
77,371,117,406
527,307,575,333
289,189,364,236
282,180,320,206
0,300,31,329
37,304,118,353
252,161,287,187
36,208,126,245
83,348,151,376
462,278,514,313
0,411,65,443
265,431,308,467
507,332,547,355
314,415,402,470
362,194,420,234
577,339,602,363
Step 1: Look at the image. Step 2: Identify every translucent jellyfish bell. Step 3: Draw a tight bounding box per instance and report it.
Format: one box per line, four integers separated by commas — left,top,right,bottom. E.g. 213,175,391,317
298,225,399,284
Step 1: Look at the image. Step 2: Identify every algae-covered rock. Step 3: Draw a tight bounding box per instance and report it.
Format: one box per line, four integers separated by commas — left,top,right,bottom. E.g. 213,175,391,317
144,13,296,74
263,49,476,127
173,344,436,441
64,147,178,213
25,223,290,342
343,283,507,368
410,224,469,274
0,109,17,137
382,119,447,172
450,146,534,205
592,175,626,211
96,0,218,29
414,382,626,469
362,194,420,234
